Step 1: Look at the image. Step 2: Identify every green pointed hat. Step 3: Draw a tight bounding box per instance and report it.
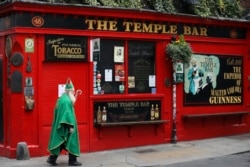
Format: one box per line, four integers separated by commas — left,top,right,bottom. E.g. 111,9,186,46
65,77,75,91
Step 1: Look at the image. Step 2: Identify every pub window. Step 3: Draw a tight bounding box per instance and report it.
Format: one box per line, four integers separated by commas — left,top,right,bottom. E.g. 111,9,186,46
93,39,156,95
128,41,155,93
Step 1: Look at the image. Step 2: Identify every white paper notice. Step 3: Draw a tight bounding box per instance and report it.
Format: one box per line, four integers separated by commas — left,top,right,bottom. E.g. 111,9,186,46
114,46,124,63
149,75,156,87
105,69,113,82
58,84,66,97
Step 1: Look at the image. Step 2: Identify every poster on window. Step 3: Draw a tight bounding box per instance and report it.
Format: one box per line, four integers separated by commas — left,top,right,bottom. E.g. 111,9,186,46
184,54,243,105
92,38,100,52
114,46,124,63
115,64,125,81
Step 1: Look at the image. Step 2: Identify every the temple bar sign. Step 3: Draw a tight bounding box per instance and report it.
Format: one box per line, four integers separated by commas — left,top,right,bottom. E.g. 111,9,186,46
84,19,243,38
85,19,208,37
94,100,161,124
1,13,245,39
45,35,87,61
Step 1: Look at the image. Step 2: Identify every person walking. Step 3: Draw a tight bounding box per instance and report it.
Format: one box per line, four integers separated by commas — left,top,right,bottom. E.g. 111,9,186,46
47,78,82,166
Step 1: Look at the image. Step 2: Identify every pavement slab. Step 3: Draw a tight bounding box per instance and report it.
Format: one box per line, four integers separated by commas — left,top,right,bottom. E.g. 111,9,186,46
0,133,249,167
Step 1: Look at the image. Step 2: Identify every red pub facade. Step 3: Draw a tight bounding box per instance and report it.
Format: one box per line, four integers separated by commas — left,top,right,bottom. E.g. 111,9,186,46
0,1,250,158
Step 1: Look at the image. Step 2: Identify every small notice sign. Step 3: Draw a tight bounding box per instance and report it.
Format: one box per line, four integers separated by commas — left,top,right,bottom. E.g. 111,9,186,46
25,38,34,53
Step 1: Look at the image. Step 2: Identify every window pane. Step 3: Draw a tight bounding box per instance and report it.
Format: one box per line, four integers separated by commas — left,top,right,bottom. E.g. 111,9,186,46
94,39,125,94
128,41,155,93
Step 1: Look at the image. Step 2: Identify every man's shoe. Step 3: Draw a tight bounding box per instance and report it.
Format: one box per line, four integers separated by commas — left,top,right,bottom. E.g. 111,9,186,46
47,156,58,166
68,161,82,166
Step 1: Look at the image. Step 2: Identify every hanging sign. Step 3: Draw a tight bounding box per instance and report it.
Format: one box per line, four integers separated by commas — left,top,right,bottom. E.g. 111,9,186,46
174,62,184,83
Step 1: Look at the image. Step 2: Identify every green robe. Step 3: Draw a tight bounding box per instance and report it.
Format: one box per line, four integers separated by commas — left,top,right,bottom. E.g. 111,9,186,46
48,93,80,156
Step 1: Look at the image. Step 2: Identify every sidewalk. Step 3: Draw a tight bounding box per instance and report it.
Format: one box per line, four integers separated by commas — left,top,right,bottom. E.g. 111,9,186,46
1,133,250,167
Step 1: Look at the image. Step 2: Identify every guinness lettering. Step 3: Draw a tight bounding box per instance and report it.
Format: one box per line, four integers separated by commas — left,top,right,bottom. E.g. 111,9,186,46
209,96,242,104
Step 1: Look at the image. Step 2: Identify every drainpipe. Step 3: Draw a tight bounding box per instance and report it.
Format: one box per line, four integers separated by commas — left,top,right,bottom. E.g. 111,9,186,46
171,83,177,143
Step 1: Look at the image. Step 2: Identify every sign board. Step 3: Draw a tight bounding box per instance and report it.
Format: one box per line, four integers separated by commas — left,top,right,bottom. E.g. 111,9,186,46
45,35,87,61
94,100,161,126
184,55,243,105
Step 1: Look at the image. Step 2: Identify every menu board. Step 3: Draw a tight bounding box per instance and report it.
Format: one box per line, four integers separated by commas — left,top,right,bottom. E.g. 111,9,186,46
128,41,155,93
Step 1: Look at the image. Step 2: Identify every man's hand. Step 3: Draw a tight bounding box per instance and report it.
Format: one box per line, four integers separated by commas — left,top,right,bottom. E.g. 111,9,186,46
69,128,74,133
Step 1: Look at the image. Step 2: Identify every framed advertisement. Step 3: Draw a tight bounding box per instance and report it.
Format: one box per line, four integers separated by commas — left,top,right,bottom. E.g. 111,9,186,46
45,35,87,61
184,54,243,105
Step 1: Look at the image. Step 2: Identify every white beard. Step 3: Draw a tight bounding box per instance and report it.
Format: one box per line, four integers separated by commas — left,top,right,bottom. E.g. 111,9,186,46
68,91,76,105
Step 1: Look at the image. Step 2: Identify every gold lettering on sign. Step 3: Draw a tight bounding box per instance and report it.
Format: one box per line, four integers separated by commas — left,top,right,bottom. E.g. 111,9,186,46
209,96,241,104
153,24,162,33
169,25,178,34
85,19,96,30
52,45,82,55
142,23,153,33
122,21,178,34
96,20,108,30
183,26,208,36
85,19,208,36
51,44,84,58
109,21,118,31
47,37,86,60
123,21,133,32
133,22,141,32
85,19,117,31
